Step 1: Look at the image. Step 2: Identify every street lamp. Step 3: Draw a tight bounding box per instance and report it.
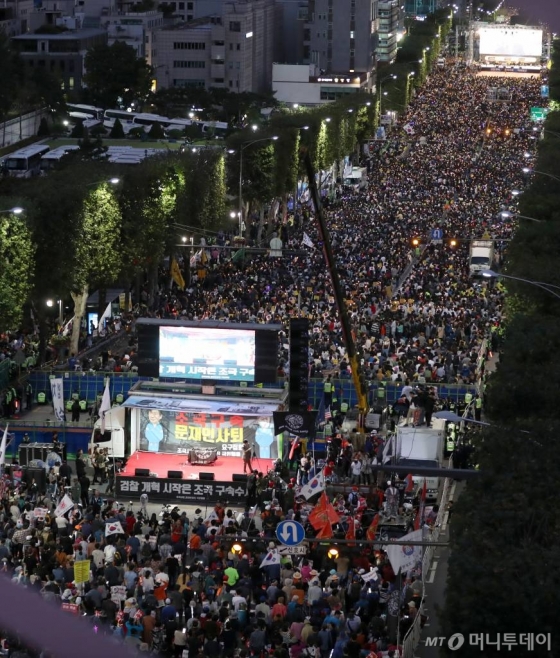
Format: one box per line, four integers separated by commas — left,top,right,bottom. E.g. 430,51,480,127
481,270,560,300
236,136,279,238
0,207,24,215
86,178,120,187
378,74,397,121
230,210,242,237
521,168,560,184
46,299,64,326
499,211,543,224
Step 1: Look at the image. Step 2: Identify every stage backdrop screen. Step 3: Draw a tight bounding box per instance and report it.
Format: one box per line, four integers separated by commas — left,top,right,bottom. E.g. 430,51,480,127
159,325,255,382
479,27,542,58
138,407,278,459
136,319,280,383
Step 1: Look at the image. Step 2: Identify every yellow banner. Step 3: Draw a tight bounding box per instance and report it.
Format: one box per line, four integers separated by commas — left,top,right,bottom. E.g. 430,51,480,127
74,560,90,584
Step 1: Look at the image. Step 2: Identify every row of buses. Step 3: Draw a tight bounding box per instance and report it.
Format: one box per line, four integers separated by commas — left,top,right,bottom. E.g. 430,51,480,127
1,144,80,178
65,104,228,137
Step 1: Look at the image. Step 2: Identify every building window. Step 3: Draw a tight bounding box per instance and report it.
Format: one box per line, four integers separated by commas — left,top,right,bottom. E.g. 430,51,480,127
229,21,241,32
173,42,206,50
178,2,184,8
236,43,240,50
187,1,193,7
173,60,206,68
212,78,224,82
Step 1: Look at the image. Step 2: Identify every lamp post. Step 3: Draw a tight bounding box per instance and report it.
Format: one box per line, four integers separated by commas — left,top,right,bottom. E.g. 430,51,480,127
181,236,194,287
46,299,64,326
481,269,560,301
378,74,397,122
499,211,543,224
521,167,560,184
232,136,279,238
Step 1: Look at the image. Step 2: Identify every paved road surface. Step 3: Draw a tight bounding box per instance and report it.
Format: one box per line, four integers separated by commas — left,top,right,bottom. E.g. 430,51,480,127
416,481,462,657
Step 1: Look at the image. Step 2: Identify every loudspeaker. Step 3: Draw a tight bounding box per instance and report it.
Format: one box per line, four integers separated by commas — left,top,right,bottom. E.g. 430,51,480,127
168,470,183,479
199,472,215,481
232,474,248,482
289,318,309,411
135,468,150,477
26,467,47,494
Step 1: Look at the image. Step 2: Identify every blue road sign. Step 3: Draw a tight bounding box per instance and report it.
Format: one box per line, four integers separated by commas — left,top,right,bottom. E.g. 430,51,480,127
276,520,305,546
541,85,549,98
431,228,443,241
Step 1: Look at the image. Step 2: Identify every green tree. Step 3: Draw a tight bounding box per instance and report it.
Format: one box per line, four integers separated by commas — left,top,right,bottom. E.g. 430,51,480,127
37,117,50,137
149,121,165,139
0,32,21,147
71,120,85,138
0,209,34,331
28,69,65,113
84,42,152,109
69,183,122,354
110,118,125,139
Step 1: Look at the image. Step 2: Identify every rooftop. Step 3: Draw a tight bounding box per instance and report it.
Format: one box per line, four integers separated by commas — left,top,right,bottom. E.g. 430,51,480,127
13,27,106,39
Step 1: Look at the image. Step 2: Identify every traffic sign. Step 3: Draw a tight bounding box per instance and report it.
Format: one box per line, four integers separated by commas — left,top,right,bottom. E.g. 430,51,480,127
278,545,308,556
541,85,549,98
431,228,443,243
530,107,548,121
276,520,305,546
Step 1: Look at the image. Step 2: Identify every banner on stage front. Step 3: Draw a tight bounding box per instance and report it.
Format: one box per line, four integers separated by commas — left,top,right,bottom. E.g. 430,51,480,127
136,408,279,459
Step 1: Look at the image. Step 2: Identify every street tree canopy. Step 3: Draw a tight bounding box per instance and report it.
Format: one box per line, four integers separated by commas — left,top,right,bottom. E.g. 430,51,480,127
84,41,152,109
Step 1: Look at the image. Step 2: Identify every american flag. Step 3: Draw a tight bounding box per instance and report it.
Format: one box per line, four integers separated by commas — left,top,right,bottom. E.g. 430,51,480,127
325,406,332,420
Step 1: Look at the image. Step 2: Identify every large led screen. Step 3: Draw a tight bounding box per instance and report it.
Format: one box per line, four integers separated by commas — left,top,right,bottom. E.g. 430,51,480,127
159,325,255,382
479,27,542,58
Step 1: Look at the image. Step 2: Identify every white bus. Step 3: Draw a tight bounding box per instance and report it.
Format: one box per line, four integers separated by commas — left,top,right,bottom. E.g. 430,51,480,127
2,144,50,177
201,120,228,137
66,103,104,120
40,145,80,171
103,109,139,132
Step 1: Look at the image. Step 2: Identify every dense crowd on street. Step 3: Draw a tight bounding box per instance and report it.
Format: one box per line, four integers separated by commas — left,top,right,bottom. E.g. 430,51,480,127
145,68,540,396
0,64,543,656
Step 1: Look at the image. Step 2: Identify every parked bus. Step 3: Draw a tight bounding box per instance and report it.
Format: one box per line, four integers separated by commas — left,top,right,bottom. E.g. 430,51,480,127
2,144,50,177
201,121,229,137
66,103,104,120
40,145,80,171
103,109,139,132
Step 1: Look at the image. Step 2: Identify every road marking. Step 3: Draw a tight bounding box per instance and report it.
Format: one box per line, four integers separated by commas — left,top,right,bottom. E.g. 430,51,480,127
426,560,438,584
441,512,449,531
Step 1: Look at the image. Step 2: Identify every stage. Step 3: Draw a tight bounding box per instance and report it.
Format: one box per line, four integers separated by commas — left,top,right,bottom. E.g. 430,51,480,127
116,452,274,504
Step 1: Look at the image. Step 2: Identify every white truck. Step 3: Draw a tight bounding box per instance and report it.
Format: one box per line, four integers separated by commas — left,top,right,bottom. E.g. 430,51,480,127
343,166,368,190
395,419,446,501
469,239,494,275
89,406,127,459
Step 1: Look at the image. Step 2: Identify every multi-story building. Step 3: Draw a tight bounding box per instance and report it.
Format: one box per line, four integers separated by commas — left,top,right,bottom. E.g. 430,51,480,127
152,0,276,92
274,0,308,65
306,0,378,87
272,62,371,106
404,0,436,19
377,0,402,62
11,28,107,91
102,10,164,62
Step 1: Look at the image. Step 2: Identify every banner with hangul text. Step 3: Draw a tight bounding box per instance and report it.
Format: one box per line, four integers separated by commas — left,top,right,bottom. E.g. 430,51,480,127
137,408,278,459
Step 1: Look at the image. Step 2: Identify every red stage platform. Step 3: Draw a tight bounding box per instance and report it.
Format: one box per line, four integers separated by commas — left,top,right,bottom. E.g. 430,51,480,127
121,451,274,480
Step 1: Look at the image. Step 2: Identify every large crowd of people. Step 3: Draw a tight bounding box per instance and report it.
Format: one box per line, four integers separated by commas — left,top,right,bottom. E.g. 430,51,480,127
0,63,543,657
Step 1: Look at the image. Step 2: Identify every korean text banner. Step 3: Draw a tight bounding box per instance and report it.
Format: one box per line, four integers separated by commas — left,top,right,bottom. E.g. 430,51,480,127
138,408,279,459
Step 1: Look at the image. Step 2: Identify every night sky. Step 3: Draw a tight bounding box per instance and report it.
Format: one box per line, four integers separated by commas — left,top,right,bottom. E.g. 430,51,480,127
512,0,560,33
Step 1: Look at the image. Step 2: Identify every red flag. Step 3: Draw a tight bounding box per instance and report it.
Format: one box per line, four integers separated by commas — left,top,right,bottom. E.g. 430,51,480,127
414,479,427,531
345,518,356,546
309,492,329,530
289,438,300,460
315,521,333,539
404,473,414,493
366,513,380,542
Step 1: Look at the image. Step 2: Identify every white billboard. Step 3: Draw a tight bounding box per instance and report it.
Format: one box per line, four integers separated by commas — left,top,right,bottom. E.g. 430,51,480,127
479,27,542,58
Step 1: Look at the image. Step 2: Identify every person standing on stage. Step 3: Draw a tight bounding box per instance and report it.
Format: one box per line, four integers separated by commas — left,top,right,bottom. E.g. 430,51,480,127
242,439,253,473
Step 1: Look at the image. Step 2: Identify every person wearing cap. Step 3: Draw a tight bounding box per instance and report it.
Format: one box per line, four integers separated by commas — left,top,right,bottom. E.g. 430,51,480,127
291,573,305,605
307,577,323,606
